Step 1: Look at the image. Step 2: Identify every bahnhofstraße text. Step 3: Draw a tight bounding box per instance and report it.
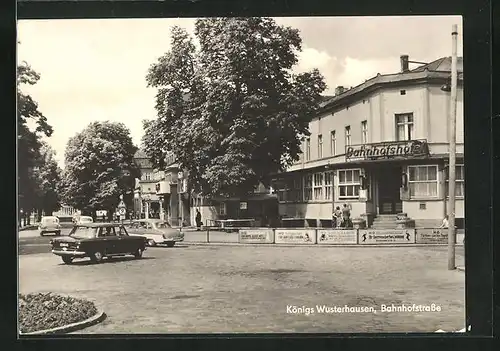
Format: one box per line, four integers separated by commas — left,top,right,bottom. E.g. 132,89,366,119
286,304,442,315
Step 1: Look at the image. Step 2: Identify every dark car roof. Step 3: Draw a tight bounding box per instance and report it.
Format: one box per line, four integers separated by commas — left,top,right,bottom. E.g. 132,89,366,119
132,219,164,222
75,223,124,228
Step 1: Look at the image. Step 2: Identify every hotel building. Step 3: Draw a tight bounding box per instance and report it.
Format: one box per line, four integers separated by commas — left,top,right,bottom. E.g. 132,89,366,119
273,55,464,229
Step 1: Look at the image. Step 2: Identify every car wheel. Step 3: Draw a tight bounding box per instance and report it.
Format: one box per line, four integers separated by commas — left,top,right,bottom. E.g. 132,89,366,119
166,242,175,248
134,248,143,259
90,251,104,263
39,232,44,236
61,256,73,264
147,239,156,247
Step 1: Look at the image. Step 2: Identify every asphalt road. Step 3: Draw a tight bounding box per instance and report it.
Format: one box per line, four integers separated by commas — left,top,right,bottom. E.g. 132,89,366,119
18,229,465,334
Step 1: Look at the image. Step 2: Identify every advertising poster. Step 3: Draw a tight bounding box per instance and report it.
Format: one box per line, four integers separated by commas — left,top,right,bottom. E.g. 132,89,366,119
358,229,416,244
317,229,358,244
274,229,316,244
239,229,274,244
415,228,448,244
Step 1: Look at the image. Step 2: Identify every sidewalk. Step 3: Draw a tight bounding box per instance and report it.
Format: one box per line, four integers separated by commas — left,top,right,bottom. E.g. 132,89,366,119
18,224,38,231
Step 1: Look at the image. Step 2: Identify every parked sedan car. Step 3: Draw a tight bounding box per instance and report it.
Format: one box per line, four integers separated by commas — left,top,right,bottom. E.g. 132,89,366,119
126,219,184,247
77,216,94,225
39,216,61,236
50,223,147,264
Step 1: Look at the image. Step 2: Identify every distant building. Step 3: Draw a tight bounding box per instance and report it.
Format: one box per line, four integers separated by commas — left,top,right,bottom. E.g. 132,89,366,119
272,55,464,229
133,149,162,220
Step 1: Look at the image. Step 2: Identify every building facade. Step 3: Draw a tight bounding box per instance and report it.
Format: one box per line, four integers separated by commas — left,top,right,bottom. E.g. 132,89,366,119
273,56,464,228
133,150,162,219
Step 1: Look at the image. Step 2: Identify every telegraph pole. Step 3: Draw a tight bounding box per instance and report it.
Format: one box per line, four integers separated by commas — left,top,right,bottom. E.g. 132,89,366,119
447,24,459,270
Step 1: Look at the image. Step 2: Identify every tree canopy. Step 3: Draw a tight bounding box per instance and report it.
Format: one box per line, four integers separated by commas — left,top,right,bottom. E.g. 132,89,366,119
17,61,54,213
143,17,326,197
32,143,63,216
60,121,140,216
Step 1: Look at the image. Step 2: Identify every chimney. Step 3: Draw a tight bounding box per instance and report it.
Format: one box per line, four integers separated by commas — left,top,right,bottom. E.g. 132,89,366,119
335,86,345,96
400,55,409,72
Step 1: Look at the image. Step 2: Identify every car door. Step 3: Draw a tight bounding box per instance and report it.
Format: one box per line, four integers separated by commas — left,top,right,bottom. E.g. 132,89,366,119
117,226,140,252
102,226,121,254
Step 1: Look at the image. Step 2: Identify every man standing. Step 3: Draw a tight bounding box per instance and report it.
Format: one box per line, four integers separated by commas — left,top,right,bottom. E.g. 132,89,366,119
342,204,352,228
195,209,202,231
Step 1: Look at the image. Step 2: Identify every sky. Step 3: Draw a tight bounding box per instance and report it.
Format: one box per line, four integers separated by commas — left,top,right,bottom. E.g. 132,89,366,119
17,16,463,168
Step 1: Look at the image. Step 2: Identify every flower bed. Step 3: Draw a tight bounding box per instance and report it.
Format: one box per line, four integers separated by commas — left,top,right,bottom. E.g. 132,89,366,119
19,293,98,334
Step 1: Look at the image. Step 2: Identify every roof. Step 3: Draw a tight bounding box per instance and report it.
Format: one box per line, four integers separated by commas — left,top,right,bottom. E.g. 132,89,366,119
319,56,464,113
410,56,463,73
75,223,124,228
134,149,148,159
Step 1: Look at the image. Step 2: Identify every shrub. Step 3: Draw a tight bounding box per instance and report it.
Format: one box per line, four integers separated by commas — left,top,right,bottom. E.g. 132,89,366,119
19,292,98,333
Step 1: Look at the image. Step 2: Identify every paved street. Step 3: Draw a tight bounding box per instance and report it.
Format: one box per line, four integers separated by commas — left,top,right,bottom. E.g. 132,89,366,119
19,229,465,333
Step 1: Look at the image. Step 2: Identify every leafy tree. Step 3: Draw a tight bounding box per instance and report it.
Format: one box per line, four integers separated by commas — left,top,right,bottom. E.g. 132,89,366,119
32,143,63,221
143,17,326,197
61,121,141,219
17,61,53,224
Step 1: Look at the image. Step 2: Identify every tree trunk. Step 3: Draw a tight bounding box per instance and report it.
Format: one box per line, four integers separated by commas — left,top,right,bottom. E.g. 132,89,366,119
38,208,43,222
27,211,31,225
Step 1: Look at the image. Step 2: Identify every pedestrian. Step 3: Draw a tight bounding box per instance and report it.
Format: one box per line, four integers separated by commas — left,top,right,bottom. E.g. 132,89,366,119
102,213,106,223
342,204,352,228
333,206,342,228
439,215,449,228
196,209,202,231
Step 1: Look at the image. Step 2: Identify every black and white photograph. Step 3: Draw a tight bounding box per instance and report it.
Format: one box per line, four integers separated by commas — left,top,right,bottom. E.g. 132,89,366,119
17,15,466,335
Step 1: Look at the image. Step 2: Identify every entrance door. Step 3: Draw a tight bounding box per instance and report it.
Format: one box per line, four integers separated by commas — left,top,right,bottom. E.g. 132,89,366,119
378,166,403,214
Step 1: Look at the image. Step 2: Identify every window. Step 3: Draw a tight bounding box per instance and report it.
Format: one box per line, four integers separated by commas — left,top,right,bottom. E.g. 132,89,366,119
305,138,311,161
408,165,438,198
361,121,368,144
143,172,152,181
313,173,324,200
330,131,336,155
293,177,303,202
445,165,465,197
219,202,226,216
338,169,361,199
324,171,333,200
286,176,303,202
345,126,351,147
318,134,323,159
396,113,414,141
400,90,406,95
304,175,313,201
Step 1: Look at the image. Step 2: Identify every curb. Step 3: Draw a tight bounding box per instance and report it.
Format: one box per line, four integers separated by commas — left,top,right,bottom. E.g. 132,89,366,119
179,242,466,248
18,225,38,232
19,309,106,335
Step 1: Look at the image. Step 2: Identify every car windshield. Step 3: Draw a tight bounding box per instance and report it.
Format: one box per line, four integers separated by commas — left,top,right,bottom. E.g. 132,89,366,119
42,217,58,223
153,222,171,229
70,227,98,239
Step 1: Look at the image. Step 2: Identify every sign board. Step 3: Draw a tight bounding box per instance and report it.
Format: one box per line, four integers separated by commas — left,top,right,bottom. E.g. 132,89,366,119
415,228,448,244
346,140,429,162
317,229,357,244
118,200,126,208
456,233,465,246
118,207,126,215
240,202,248,210
358,229,415,244
239,229,274,244
359,189,367,201
119,214,125,221
275,229,316,244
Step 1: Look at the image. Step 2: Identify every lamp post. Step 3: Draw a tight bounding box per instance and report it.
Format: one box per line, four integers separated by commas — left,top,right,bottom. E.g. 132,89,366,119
441,24,459,270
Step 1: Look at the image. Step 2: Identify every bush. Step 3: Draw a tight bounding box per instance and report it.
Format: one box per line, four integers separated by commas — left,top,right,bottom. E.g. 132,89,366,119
19,293,98,333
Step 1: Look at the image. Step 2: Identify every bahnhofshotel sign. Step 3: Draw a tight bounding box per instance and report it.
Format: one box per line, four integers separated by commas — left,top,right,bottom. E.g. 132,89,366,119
345,139,429,161
186,227,465,245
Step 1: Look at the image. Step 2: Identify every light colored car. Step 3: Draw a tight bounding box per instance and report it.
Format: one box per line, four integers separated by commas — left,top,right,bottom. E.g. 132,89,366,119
126,219,184,247
39,216,61,236
77,216,94,225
